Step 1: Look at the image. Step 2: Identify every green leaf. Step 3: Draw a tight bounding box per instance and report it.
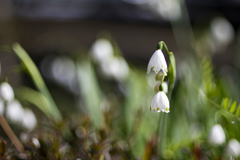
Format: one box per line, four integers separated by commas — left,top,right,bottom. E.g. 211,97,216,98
236,105,240,117
12,43,62,123
229,101,237,113
15,86,51,118
168,52,176,93
76,57,104,128
221,98,228,109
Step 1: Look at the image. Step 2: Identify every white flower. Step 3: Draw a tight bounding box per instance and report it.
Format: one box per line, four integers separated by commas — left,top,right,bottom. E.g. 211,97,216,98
0,82,14,102
210,17,234,45
208,124,226,145
225,139,240,157
150,91,169,113
152,0,182,21
147,50,168,76
100,57,129,80
6,100,24,123
22,108,37,131
91,39,113,63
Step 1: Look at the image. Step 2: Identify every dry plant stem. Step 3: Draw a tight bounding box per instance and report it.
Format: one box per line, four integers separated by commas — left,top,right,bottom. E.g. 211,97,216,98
0,115,24,153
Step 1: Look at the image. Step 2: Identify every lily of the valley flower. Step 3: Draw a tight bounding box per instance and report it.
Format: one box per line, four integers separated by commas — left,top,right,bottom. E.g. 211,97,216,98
147,50,168,76
150,91,170,113
208,124,226,145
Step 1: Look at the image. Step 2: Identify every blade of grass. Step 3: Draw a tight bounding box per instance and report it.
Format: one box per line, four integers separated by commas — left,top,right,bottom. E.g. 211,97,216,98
15,86,52,119
76,57,104,128
12,43,62,123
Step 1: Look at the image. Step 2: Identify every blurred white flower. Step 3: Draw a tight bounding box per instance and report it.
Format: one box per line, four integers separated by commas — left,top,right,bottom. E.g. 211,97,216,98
91,38,113,63
22,108,37,131
210,17,234,45
0,82,14,102
150,91,169,113
147,50,168,76
226,139,240,157
100,57,129,80
149,0,182,21
6,100,24,123
208,124,226,145
51,56,76,85
32,138,40,148
154,82,168,93
0,98,4,114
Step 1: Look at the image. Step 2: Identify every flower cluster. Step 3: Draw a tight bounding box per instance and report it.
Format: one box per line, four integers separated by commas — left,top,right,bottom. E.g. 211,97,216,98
0,82,37,131
147,46,170,113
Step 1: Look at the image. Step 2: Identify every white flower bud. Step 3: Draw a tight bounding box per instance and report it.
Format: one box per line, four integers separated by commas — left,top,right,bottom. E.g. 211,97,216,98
154,82,168,94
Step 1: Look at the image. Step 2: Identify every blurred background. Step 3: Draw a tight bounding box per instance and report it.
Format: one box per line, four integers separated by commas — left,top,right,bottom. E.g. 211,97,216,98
0,0,240,159
1,0,240,86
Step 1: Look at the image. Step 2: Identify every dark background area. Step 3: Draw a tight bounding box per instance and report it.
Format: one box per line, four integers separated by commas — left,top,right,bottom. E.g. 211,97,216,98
0,0,239,86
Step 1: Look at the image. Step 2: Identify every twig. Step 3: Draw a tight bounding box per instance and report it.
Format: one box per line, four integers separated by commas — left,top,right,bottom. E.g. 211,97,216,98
0,115,24,153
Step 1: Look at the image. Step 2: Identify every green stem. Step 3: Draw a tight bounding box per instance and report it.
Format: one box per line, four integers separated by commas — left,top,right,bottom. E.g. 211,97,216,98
157,41,171,56
155,41,175,157
156,112,163,154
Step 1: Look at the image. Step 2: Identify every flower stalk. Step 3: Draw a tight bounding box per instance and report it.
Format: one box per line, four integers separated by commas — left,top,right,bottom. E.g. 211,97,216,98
147,41,176,157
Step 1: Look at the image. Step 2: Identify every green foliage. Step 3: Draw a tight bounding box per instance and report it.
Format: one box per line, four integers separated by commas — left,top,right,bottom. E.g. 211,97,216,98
200,57,240,121
15,86,52,118
220,98,240,120
76,57,104,128
12,43,62,123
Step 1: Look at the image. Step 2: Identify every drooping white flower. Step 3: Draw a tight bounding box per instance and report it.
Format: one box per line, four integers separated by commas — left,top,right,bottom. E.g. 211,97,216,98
150,91,169,113
147,50,168,76
91,38,113,63
22,108,37,131
225,139,240,157
6,100,24,123
208,124,226,145
0,82,14,102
